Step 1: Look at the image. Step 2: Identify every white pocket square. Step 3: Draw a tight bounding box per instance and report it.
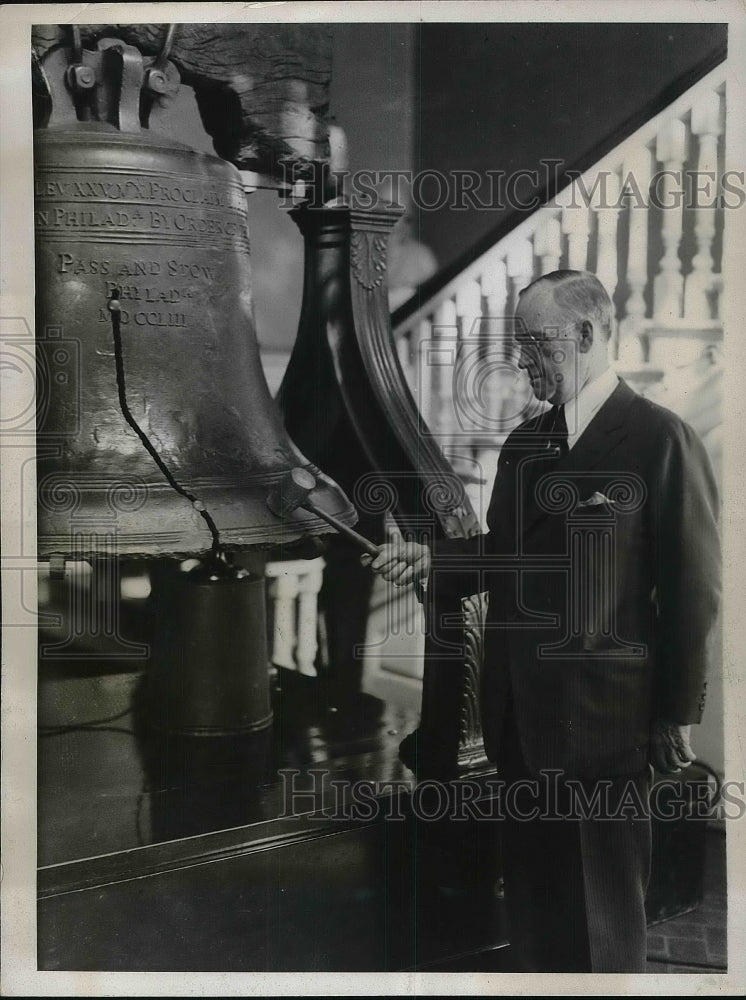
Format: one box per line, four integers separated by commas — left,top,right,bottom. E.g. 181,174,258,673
576,491,614,507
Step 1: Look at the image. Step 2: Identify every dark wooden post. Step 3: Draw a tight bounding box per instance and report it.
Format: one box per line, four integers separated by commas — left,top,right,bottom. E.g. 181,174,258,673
278,199,491,773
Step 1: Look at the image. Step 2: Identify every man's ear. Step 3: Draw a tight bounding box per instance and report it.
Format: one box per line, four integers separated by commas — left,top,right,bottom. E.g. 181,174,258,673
578,319,594,353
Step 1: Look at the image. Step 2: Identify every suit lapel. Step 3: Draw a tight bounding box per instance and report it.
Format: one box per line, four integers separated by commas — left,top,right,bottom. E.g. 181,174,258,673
560,378,636,469
519,379,638,539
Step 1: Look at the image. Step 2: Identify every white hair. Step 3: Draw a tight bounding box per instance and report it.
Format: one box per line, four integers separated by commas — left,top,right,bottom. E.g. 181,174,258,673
519,270,613,340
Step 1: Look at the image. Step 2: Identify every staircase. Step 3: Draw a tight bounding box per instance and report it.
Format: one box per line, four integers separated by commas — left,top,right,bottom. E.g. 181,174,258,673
392,62,726,526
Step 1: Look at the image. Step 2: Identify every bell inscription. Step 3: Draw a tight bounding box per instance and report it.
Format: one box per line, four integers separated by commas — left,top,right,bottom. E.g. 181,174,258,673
34,168,249,250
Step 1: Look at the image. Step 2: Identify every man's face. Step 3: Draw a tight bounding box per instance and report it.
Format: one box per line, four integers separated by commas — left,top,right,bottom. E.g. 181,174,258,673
514,289,582,405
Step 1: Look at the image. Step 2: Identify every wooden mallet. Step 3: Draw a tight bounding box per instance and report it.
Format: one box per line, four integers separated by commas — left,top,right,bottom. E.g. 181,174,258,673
267,468,427,602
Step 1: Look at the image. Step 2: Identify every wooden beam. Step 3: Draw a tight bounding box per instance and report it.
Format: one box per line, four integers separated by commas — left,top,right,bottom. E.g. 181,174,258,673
32,22,333,176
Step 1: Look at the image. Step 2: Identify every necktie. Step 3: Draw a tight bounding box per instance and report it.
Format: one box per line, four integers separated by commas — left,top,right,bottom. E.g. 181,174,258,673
547,404,569,460
525,405,569,512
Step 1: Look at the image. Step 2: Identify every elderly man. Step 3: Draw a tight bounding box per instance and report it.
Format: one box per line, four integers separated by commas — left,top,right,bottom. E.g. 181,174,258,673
363,270,721,972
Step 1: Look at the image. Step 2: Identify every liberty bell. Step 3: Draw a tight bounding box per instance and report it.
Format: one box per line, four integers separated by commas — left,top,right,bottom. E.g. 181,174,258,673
34,31,356,560
33,30,356,735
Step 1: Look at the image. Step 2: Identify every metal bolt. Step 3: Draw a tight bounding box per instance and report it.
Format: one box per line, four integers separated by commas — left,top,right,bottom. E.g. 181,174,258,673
65,64,95,92
145,68,168,95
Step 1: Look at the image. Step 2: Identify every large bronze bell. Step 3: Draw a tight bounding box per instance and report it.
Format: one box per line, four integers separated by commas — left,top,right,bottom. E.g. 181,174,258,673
34,36,356,560
33,33,356,737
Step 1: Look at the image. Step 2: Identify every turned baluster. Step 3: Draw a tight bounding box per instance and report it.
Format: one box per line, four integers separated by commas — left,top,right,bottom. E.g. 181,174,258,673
684,89,722,322
506,237,535,377
592,170,622,354
534,215,562,274
562,189,591,271
481,254,509,342
431,297,459,451
653,118,687,322
455,277,484,345
295,560,324,676
507,237,535,313
479,255,513,430
266,567,300,670
481,254,510,402
505,237,535,428
619,146,653,365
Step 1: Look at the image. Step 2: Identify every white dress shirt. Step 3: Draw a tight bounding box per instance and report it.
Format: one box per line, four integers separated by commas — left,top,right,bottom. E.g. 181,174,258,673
564,365,619,451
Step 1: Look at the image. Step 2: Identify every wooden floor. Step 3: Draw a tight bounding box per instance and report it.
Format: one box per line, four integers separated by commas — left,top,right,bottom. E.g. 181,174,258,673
38,654,727,973
38,662,425,865
38,661,507,971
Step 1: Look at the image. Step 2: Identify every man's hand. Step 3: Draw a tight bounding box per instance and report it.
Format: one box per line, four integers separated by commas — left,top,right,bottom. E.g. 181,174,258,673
650,719,697,773
361,532,431,589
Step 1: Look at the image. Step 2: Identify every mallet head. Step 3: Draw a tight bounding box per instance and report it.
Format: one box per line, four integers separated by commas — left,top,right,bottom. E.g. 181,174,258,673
266,467,317,518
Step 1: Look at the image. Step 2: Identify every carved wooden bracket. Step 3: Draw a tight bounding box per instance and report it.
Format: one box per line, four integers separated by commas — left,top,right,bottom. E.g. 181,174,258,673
278,200,490,775
458,591,492,773
279,201,481,540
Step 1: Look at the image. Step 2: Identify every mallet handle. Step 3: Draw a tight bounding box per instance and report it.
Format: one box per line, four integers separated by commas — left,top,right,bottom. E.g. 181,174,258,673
302,500,381,556
302,500,427,604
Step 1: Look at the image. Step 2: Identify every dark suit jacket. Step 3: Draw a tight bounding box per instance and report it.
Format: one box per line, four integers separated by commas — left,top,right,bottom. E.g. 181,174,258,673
436,378,721,779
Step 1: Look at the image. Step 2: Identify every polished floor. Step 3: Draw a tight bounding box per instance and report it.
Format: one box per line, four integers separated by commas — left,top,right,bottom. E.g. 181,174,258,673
38,657,727,973
37,575,726,973
38,664,420,865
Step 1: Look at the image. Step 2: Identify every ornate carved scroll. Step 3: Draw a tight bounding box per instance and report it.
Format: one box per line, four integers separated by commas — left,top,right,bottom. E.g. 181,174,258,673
458,591,491,772
279,202,481,540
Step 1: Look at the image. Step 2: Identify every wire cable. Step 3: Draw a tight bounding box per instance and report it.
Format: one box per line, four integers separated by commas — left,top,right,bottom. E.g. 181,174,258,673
107,290,222,559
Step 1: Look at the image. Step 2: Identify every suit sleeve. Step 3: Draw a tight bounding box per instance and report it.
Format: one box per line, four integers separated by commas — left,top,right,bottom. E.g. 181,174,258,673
429,530,487,602
429,427,519,597
653,418,721,724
